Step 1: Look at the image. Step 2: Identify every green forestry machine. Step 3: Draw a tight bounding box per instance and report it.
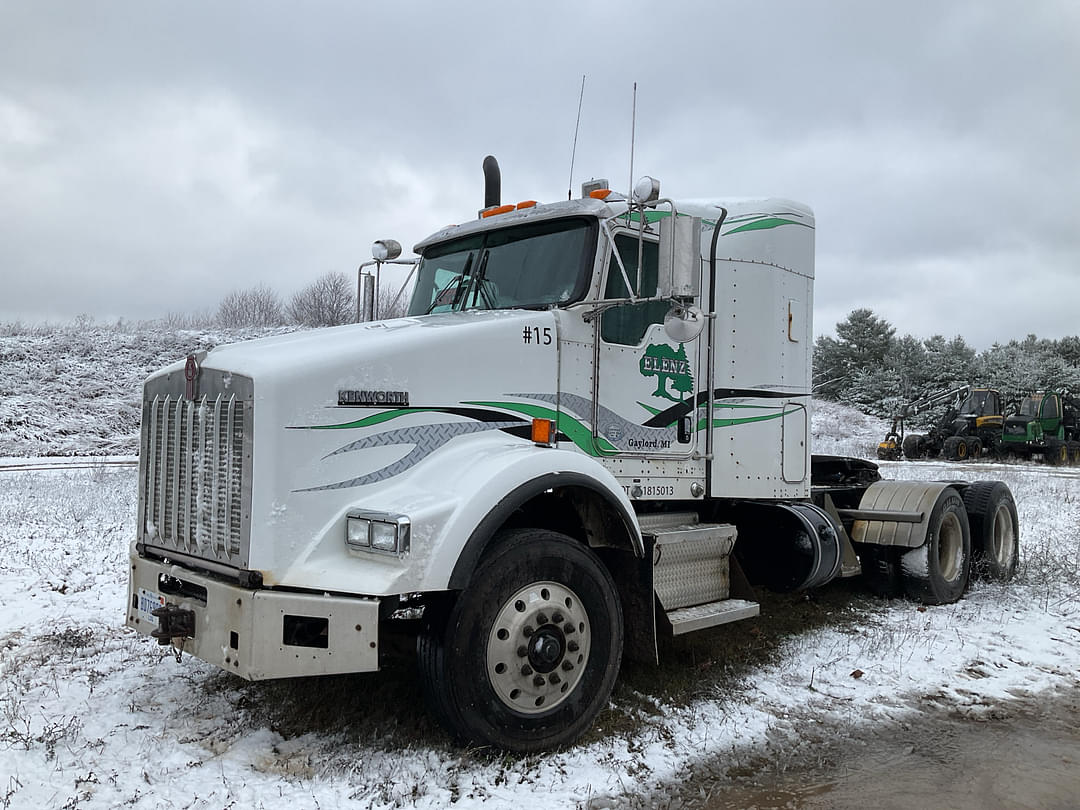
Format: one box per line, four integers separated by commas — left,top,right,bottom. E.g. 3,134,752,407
1000,390,1080,465
878,386,1004,461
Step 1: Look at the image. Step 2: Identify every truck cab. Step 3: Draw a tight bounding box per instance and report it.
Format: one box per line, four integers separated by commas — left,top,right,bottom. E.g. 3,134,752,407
126,160,1019,752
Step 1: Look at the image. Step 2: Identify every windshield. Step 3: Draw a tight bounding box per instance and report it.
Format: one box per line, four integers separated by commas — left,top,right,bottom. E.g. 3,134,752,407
1019,395,1043,417
957,390,998,416
407,217,596,316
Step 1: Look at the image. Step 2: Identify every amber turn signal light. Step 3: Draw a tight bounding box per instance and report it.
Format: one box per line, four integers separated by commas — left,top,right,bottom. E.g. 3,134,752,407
531,418,556,446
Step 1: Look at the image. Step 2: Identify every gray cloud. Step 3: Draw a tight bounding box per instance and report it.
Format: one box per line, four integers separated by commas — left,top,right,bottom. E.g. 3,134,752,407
1,0,1077,346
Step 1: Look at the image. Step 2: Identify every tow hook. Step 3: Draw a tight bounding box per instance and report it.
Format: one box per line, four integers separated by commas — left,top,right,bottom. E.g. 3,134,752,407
150,603,195,645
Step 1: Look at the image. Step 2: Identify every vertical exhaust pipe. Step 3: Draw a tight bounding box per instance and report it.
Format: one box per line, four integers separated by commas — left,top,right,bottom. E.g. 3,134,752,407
482,155,501,209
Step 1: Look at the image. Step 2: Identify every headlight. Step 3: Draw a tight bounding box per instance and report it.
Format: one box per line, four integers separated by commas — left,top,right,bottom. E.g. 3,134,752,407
346,517,371,548
346,511,410,556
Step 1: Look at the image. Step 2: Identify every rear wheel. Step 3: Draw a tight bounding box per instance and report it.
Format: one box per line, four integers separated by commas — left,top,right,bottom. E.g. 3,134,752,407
1067,441,1080,466
963,481,1019,581
900,488,971,604
417,528,623,752
966,436,982,459
943,436,969,460
1045,439,1068,466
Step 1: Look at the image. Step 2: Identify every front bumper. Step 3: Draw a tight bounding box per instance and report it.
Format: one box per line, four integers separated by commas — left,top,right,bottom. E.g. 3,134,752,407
125,553,381,680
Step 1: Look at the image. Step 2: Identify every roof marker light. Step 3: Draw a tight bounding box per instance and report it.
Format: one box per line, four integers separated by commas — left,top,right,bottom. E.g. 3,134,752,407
589,189,613,200
481,204,515,218
516,200,537,210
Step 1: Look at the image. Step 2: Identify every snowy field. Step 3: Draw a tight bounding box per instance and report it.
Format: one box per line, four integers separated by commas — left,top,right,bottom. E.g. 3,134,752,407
1,399,1078,808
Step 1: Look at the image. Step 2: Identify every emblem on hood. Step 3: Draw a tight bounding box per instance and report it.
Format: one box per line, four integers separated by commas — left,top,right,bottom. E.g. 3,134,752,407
338,390,410,407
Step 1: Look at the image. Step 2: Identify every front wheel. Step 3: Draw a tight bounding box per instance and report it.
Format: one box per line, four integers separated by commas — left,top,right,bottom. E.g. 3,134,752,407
417,528,623,752
902,434,926,460
901,488,971,604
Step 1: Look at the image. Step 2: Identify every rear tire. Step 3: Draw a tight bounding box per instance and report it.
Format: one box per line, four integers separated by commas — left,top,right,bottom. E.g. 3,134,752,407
1067,441,1080,466
1045,439,1068,466
900,488,971,604
966,436,982,459
943,436,968,461
963,481,1019,581
858,543,903,597
417,528,623,752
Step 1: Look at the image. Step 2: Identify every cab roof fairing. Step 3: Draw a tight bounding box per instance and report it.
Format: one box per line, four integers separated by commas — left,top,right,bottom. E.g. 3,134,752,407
412,197,617,254
675,197,815,227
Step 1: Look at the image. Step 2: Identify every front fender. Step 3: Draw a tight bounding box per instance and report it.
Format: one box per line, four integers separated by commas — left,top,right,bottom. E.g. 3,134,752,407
277,431,641,596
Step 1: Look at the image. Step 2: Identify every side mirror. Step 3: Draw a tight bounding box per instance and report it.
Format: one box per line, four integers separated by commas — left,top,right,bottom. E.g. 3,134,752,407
657,215,701,299
372,239,402,261
664,304,705,342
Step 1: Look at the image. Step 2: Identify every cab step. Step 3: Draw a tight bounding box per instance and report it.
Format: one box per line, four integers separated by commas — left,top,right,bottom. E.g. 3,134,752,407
650,522,737,610
666,599,760,635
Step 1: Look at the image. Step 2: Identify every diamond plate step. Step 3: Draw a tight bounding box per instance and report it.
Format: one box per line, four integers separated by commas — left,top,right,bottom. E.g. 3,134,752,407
636,511,701,532
651,523,737,610
667,599,760,635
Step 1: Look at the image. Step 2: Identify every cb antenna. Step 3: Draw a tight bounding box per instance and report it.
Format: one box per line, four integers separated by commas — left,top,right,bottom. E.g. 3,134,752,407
567,74,586,200
628,81,637,199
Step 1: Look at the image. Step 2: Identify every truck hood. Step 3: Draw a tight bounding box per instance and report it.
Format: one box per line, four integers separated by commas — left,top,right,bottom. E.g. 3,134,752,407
171,309,559,418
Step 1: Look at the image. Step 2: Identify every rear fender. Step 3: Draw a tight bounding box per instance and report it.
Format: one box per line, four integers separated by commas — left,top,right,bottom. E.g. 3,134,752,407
850,480,954,548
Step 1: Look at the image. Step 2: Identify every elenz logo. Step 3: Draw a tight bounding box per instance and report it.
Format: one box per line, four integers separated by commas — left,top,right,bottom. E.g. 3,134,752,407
639,343,693,402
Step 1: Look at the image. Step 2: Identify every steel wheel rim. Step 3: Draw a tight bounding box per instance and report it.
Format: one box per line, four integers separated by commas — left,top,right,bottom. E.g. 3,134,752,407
486,580,591,715
938,511,963,582
990,503,1016,566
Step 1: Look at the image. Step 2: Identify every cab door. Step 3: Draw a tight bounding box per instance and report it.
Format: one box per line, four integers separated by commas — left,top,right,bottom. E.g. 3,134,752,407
591,231,701,458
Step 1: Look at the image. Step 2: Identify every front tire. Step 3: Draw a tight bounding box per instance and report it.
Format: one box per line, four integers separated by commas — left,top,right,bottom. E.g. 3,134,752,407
963,481,1019,581
902,434,926,460
901,488,971,604
417,528,623,752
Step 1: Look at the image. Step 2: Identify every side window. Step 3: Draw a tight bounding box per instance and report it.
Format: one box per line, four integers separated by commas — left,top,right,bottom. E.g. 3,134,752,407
1044,396,1060,419
600,235,667,345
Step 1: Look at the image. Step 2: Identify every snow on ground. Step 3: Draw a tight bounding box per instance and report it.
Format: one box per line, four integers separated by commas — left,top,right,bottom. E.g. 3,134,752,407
0,323,294,457
809,398,890,459
1,406,1078,808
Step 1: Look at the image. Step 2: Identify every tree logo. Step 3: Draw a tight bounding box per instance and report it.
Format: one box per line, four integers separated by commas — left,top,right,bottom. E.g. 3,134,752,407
640,343,693,401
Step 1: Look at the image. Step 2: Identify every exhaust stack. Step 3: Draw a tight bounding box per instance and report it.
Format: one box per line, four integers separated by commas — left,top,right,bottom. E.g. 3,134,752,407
482,155,501,209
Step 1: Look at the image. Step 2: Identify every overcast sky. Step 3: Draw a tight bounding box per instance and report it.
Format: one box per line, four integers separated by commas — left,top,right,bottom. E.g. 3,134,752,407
2,1,1077,346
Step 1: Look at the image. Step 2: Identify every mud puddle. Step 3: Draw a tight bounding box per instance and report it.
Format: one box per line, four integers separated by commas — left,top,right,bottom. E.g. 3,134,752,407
671,684,1080,810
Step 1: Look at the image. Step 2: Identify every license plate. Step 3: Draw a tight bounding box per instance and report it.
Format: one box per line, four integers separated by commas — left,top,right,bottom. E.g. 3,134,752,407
137,588,166,625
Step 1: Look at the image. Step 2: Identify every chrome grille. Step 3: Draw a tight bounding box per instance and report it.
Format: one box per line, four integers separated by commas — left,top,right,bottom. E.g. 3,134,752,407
139,380,253,569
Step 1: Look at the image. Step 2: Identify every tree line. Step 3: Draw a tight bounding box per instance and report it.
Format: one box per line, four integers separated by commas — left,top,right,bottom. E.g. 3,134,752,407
814,308,1080,418
188,271,410,329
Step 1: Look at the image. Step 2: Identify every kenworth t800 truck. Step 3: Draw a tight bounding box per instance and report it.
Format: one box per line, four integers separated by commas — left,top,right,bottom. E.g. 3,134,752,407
125,158,1019,752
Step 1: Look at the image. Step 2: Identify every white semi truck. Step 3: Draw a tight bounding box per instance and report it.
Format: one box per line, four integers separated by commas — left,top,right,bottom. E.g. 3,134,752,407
125,158,1019,752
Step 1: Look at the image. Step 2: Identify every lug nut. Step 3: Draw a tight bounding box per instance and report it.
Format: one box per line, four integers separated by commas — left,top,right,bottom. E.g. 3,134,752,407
552,612,564,624
536,612,548,625
561,660,574,672
567,640,579,652
521,664,533,676
523,625,534,637
550,673,561,685
517,645,528,658
533,675,546,687
563,623,575,635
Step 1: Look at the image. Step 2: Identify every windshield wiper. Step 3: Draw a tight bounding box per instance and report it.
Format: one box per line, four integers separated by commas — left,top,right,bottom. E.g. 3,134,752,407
424,253,474,314
467,250,493,309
